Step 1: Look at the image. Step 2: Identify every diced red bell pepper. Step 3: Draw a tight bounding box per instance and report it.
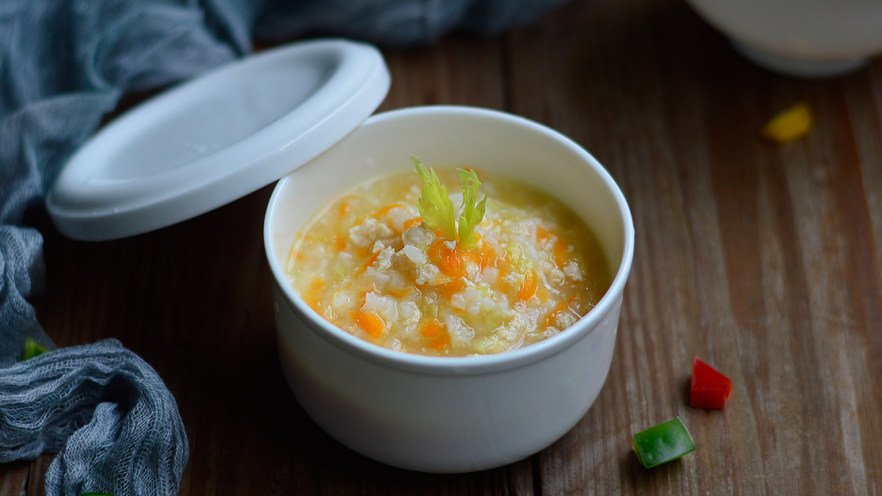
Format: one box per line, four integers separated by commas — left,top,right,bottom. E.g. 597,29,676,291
690,357,732,408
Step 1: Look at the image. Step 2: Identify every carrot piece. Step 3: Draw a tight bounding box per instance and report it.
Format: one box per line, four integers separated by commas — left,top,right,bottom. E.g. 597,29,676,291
427,334,450,351
479,243,497,269
438,279,466,299
496,266,515,294
459,250,481,272
370,203,406,219
419,318,445,338
354,246,371,260
420,318,450,350
536,285,550,304
357,284,378,305
350,310,385,339
428,240,460,277
300,277,326,314
337,198,352,218
289,247,308,263
536,226,553,243
385,286,413,298
357,250,382,274
443,249,465,277
517,268,538,300
304,297,321,314
403,216,423,231
543,295,579,328
553,239,568,268
332,234,347,252
427,239,443,259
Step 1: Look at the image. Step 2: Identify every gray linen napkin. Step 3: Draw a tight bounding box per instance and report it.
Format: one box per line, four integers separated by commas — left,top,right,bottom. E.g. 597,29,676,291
0,340,188,495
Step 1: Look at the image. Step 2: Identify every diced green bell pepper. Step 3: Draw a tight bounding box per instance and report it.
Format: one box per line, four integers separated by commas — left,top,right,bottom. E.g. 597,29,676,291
632,417,695,468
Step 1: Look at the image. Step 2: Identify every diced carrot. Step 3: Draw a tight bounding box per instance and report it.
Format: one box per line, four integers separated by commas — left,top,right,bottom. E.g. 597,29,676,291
427,334,450,351
403,216,423,231
354,246,371,260
385,286,413,298
479,243,497,269
350,310,385,339
437,278,465,299
441,250,465,277
430,241,482,279
536,226,553,243
428,240,462,277
357,284,378,305
554,239,568,268
459,250,481,272
305,297,321,314
518,268,538,300
337,198,352,218
332,234,347,252
419,318,445,338
427,239,443,259
496,267,515,294
536,285,550,304
357,250,382,274
543,295,579,328
302,277,325,312
370,203,405,219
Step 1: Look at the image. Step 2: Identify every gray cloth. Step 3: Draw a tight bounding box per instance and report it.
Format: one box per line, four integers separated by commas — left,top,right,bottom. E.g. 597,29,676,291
0,0,569,495
0,340,188,496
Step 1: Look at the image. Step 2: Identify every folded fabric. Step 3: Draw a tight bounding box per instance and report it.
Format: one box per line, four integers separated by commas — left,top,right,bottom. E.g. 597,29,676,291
0,0,570,495
0,340,188,495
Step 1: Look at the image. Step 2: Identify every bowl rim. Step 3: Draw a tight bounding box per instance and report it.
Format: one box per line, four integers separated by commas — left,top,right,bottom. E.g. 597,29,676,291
264,105,635,376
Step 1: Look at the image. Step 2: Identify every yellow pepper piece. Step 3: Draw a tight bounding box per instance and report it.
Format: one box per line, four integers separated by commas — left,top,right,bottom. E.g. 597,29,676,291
760,102,813,144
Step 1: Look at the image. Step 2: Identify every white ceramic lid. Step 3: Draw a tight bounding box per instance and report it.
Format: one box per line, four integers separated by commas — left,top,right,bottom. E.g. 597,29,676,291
46,39,390,241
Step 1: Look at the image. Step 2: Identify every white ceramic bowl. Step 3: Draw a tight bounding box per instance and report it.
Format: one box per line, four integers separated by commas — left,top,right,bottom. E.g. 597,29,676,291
264,106,634,473
687,0,882,77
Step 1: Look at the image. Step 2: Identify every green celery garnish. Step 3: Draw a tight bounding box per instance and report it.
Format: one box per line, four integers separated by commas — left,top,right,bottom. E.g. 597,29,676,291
456,168,487,250
23,337,48,361
413,156,457,241
412,156,487,250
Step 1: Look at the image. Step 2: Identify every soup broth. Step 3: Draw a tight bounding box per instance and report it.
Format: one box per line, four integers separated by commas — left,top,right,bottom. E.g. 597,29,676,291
286,167,611,356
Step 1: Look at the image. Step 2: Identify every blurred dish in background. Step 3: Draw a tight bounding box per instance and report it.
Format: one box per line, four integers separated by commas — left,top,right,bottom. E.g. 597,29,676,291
686,0,882,77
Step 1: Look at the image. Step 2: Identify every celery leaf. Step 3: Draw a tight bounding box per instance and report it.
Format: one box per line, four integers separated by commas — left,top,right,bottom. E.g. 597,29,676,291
413,156,457,240
456,168,487,250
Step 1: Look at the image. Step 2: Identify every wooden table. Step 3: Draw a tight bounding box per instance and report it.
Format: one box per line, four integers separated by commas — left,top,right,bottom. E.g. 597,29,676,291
4,0,882,493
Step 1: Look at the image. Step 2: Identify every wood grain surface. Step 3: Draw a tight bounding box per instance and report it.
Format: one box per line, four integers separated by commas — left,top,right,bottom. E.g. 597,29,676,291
3,0,882,494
